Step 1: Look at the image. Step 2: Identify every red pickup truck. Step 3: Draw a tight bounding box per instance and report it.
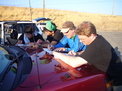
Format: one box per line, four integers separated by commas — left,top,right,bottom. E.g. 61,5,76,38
0,46,111,91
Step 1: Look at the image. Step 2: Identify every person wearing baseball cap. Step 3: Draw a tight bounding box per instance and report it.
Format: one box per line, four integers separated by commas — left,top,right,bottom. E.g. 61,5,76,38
41,21,64,48
61,21,76,33
54,21,86,53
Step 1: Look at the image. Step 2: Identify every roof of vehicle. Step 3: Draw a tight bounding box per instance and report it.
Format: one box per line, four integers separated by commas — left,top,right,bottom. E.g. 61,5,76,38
0,17,51,24
32,17,51,23
0,20,33,24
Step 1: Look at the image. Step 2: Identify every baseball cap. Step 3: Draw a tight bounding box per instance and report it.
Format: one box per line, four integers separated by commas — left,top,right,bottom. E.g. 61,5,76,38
45,21,56,31
61,21,76,33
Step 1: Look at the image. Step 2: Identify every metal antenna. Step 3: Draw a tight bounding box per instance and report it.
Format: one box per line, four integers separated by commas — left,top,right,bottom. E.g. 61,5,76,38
29,0,33,21
43,0,45,18
28,0,41,89
35,51,41,89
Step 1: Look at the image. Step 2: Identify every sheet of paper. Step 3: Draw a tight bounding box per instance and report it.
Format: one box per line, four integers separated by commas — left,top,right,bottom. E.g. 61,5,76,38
43,48,52,54
43,48,75,59
17,44,31,47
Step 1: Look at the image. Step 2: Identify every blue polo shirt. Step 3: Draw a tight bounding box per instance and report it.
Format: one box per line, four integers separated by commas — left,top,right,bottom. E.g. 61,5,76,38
54,35,86,52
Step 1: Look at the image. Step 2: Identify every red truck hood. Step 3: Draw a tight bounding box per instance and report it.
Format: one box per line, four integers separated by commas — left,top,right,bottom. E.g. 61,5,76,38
14,47,107,91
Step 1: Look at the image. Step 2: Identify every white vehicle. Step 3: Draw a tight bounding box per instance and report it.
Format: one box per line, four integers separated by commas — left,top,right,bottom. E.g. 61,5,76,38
16,21,43,38
0,20,43,45
32,17,51,31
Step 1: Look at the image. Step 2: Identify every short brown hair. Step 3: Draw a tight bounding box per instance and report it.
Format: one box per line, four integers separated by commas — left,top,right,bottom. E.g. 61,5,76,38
62,21,76,30
76,21,96,37
24,25,35,34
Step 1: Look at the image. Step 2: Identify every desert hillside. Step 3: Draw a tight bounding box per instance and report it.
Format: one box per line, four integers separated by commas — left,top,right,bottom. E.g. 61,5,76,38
0,6,122,31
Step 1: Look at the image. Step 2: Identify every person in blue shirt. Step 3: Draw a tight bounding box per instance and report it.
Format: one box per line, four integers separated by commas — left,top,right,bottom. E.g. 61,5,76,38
54,21,86,53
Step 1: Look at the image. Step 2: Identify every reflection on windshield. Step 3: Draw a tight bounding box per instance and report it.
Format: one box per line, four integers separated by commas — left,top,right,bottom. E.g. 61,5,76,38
0,47,9,74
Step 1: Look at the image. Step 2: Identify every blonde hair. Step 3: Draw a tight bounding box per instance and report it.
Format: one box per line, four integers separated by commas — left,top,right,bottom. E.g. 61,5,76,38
76,21,97,37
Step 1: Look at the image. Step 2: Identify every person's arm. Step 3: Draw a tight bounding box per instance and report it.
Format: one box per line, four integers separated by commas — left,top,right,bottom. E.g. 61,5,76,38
53,47,66,52
36,33,45,41
54,35,67,48
41,40,65,49
50,41,58,45
77,50,85,55
16,40,22,44
68,50,85,56
41,34,63,48
41,42,49,48
41,41,57,48
52,51,88,68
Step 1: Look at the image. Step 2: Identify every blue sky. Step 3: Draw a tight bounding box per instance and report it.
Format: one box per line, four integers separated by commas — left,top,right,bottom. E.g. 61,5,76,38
0,0,122,16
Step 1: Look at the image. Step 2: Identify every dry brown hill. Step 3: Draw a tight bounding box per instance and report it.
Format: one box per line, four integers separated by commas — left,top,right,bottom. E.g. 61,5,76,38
0,6,122,31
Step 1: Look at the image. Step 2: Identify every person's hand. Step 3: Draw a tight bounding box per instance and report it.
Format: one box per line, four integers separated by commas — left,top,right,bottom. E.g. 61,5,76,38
54,48,66,52
68,50,77,56
46,40,50,43
32,44,39,48
36,39,43,44
27,42,38,48
27,42,34,46
16,40,22,44
47,44,54,51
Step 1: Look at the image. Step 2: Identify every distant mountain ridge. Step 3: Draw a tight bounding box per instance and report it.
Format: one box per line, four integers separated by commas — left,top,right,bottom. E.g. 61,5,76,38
0,5,122,31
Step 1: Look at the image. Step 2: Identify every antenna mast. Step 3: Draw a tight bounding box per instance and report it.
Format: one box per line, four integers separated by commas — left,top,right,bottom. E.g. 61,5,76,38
43,0,45,17
28,0,41,89
29,0,33,20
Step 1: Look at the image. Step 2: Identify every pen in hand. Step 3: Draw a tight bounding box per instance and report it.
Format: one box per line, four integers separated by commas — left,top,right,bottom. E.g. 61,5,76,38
68,50,76,56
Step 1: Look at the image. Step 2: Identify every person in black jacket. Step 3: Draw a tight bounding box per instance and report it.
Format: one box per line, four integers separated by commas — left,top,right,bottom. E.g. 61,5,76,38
41,21,64,48
17,25,45,46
